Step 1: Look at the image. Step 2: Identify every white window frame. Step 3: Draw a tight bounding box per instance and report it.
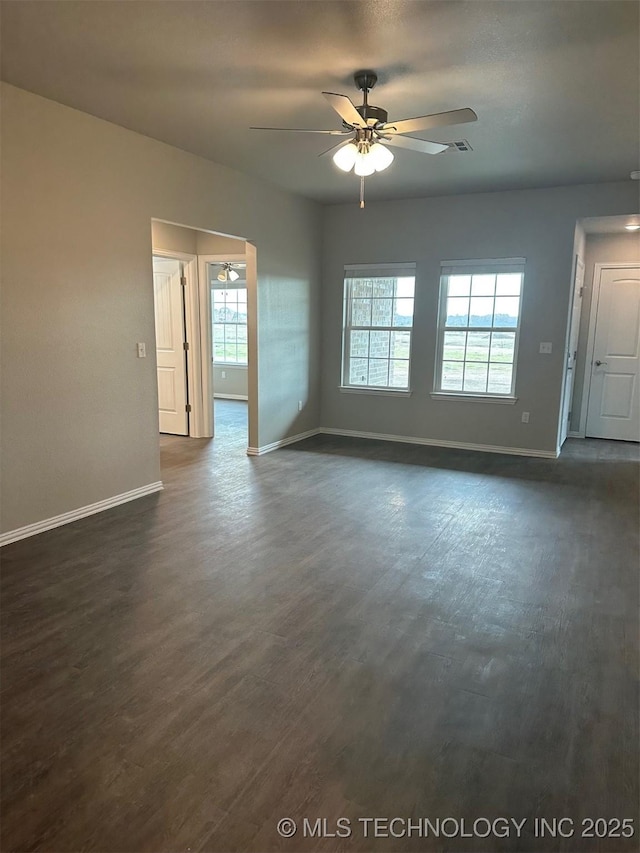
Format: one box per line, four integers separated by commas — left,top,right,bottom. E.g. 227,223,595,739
212,282,248,366
433,258,525,402
341,263,417,394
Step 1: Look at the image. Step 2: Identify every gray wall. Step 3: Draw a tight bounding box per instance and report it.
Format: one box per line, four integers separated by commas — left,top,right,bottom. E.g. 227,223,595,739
570,230,640,432
321,183,636,454
1,83,321,533
151,221,198,255
213,365,248,399
150,222,248,257
197,233,245,255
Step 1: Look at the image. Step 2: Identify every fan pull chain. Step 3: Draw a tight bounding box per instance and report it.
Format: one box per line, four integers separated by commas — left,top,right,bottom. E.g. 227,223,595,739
360,176,365,209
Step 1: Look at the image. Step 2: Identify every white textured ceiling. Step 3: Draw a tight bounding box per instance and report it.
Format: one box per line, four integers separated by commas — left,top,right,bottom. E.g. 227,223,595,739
1,0,638,204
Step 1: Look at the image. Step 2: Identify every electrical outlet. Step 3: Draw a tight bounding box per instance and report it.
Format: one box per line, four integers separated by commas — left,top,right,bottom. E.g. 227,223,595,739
221,370,226,379
521,411,530,423
539,342,553,354
137,342,146,358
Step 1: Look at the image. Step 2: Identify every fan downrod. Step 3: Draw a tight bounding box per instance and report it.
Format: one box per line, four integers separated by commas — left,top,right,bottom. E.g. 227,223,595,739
352,70,387,126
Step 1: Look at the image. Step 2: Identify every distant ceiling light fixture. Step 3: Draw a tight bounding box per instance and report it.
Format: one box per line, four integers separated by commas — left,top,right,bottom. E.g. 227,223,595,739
217,263,240,282
625,224,640,231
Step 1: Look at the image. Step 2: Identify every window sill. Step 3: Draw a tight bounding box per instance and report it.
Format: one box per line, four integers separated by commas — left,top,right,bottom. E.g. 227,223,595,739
430,392,518,405
340,386,412,397
213,362,248,368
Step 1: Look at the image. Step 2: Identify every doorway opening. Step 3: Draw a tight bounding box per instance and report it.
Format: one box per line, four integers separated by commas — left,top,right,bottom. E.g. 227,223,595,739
565,215,640,444
150,220,258,452
201,251,249,449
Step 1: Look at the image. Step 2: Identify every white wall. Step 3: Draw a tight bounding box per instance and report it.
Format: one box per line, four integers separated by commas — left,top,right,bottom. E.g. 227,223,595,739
1,83,321,534
321,183,637,454
571,230,640,433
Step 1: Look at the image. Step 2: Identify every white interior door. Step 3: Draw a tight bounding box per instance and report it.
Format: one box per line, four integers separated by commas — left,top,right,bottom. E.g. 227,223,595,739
153,257,189,435
560,256,585,445
586,265,640,441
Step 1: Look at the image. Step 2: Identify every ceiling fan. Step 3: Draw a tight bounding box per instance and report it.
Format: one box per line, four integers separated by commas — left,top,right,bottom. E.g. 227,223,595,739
251,70,477,207
213,262,245,283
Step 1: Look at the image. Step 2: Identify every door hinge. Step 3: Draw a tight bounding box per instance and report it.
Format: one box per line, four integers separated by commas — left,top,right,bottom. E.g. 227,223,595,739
579,286,584,297
186,404,192,413
183,341,190,351
180,276,187,287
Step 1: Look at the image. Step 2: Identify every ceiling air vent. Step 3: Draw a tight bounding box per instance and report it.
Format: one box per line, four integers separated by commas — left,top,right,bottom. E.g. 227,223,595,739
446,140,473,152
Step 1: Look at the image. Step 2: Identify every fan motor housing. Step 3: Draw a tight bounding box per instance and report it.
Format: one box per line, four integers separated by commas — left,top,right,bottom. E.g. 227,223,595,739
356,104,388,126
342,104,388,129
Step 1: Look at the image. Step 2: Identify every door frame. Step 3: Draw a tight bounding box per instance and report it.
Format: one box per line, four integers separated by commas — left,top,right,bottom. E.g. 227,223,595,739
557,253,585,449
151,249,204,436
197,248,258,448
577,262,639,437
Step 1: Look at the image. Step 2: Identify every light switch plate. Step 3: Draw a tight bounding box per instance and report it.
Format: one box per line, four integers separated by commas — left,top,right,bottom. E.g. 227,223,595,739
539,342,552,354
137,342,146,358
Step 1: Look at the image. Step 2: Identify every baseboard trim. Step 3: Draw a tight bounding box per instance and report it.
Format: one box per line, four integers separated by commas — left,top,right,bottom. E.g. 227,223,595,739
214,394,248,401
248,425,558,459
247,428,321,456
568,430,583,438
0,481,164,547
319,428,559,459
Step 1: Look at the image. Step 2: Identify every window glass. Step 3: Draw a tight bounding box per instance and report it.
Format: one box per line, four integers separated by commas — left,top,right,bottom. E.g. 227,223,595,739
342,268,416,391
436,264,523,396
211,286,248,365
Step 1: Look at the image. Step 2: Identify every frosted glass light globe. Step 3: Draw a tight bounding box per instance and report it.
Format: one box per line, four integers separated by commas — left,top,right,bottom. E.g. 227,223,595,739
353,153,376,177
369,143,394,172
332,143,358,172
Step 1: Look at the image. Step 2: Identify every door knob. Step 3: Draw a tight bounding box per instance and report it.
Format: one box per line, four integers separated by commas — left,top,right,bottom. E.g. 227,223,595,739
595,360,607,366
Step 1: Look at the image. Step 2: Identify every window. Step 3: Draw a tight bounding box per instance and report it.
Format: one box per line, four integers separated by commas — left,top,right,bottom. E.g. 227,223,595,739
342,264,416,391
212,287,248,365
435,259,524,397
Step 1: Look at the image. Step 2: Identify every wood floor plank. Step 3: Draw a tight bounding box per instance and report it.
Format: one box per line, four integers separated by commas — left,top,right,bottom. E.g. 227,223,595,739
1,402,638,852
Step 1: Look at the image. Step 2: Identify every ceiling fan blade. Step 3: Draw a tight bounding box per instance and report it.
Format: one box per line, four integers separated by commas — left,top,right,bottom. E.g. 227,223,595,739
319,138,352,158
250,126,351,135
382,107,477,135
322,92,365,128
383,135,449,155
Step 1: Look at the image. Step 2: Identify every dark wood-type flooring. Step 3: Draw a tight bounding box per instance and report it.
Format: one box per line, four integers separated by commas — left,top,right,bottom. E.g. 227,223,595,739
2,401,639,853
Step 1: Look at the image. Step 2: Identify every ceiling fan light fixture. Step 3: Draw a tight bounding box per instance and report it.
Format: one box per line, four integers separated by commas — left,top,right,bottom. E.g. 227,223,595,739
353,152,377,177
332,142,358,172
369,142,394,172
252,70,478,207
217,262,241,282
